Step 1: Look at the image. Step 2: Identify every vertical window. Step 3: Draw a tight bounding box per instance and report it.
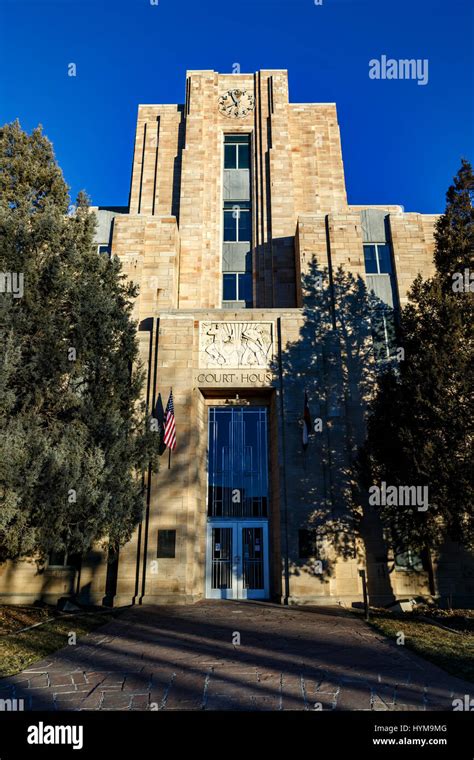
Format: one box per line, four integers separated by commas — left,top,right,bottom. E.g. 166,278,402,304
208,407,269,518
364,242,397,361
223,202,251,242
224,134,250,169
238,207,252,241
222,273,252,305
224,209,237,242
223,134,252,307
363,244,378,274
238,273,252,304
224,143,237,169
363,243,393,274
238,142,250,169
371,309,397,362
223,273,237,300
376,244,392,274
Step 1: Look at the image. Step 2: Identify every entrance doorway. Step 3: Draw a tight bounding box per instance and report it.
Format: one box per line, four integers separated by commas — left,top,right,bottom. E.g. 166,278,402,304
205,521,269,599
205,406,270,599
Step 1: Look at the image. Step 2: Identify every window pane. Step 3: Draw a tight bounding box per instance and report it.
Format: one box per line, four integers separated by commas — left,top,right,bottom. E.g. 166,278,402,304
225,134,250,144
211,527,233,588
223,273,237,300
238,143,250,169
224,210,237,241
238,273,252,304
208,407,268,517
363,244,378,274
242,527,264,589
377,244,392,274
238,210,251,241
224,201,250,209
224,144,237,169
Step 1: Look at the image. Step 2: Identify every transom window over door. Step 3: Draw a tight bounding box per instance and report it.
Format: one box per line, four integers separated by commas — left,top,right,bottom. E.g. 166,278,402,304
208,407,269,517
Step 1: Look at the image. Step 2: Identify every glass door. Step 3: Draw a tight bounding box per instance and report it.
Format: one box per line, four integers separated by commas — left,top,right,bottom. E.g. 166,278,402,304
206,407,270,599
206,521,269,599
209,525,234,597
242,526,265,594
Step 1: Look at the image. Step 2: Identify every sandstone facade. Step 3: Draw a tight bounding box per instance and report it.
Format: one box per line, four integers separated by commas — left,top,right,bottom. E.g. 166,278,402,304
2,70,472,608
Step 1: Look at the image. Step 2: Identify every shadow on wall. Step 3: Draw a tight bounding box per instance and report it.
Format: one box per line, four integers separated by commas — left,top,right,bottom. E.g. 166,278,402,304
0,381,202,611
275,256,474,608
271,255,400,605
435,543,474,609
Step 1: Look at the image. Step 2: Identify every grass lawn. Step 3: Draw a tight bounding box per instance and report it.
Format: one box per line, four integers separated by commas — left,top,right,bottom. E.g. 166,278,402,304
0,605,119,678
366,609,474,684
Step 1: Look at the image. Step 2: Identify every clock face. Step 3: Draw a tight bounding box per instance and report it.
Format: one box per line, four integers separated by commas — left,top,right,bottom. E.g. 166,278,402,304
218,89,255,118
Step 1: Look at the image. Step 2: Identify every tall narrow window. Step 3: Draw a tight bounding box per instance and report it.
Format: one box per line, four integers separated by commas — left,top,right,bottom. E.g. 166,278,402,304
363,242,397,361
371,308,397,362
222,134,252,307
208,407,269,517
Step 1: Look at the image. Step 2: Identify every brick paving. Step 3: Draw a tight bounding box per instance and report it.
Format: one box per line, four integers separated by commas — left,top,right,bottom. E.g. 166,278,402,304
0,602,471,711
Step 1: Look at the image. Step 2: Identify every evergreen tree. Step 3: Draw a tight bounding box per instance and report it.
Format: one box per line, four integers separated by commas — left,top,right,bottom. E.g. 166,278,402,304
434,159,474,288
363,160,474,554
0,121,160,563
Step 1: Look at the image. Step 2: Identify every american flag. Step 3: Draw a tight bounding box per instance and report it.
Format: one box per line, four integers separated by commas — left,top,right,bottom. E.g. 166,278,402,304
164,390,177,450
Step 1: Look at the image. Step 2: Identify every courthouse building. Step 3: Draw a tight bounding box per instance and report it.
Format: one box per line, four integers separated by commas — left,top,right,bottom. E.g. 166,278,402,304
2,69,473,607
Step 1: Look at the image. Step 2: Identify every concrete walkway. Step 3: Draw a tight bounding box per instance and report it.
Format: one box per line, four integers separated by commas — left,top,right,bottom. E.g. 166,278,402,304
0,602,471,711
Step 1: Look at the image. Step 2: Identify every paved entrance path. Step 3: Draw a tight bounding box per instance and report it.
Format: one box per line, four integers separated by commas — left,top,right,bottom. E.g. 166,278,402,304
0,602,471,711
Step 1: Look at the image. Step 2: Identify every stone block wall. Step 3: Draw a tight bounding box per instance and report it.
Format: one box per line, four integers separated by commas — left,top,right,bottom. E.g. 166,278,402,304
389,212,438,303
111,214,180,320
3,68,469,609
121,71,350,311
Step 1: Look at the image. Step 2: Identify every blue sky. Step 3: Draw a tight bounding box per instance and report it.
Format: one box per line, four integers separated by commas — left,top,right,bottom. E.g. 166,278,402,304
0,0,472,213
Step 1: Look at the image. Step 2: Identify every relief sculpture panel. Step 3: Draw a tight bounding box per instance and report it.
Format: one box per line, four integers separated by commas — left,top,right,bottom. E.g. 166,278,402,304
199,322,274,369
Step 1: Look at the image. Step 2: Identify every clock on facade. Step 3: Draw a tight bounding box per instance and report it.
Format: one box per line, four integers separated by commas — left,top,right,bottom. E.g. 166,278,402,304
218,89,255,118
